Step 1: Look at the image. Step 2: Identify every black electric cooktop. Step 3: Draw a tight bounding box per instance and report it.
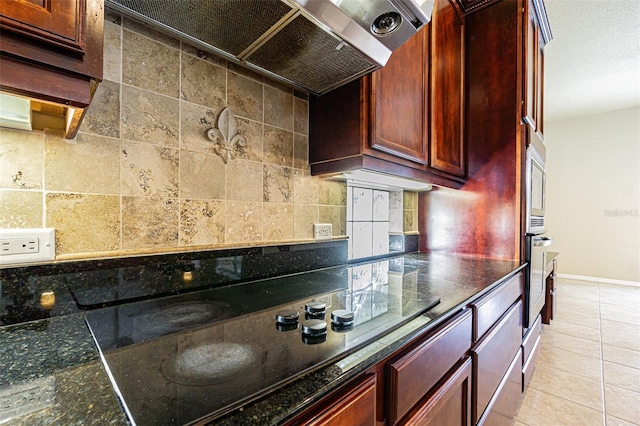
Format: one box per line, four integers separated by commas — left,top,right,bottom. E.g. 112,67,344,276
85,258,440,425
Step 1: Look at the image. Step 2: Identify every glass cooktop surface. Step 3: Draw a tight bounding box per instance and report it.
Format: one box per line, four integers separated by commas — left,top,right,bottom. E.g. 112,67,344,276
86,258,439,425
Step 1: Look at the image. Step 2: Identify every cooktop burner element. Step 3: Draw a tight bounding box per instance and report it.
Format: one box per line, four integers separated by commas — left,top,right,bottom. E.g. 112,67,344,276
85,260,440,425
161,342,260,386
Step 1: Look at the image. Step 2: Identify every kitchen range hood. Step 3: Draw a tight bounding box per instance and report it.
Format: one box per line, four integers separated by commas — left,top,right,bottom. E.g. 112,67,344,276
105,0,434,95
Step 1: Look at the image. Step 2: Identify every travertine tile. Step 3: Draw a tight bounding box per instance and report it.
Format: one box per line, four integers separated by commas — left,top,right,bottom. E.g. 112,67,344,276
226,160,262,202
404,209,417,233
403,191,418,210
552,308,601,329
122,197,178,249
546,319,601,342
528,364,604,411
122,30,180,98
233,118,263,162
293,97,308,135
103,21,122,82
121,85,179,146
515,388,604,426
180,101,221,153
180,199,225,246
293,133,309,170
81,79,120,138
181,55,226,110
227,62,264,83
47,193,120,254
538,344,602,380
104,7,121,25
121,140,179,197
180,150,225,200
45,131,120,194
319,206,346,236
601,320,640,351
0,129,43,189
603,361,640,392
293,171,318,205
606,414,640,426
604,384,640,424
263,125,293,167
123,17,180,48
225,201,262,244
318,180,347,206
0,190,42,228
263,203,293,241
263,164,292,203
182,44,227,68
601,303,640,326
293,204,318,240
264,85,293,131
227,72,263,122
541,330,602,358
603,344,640,369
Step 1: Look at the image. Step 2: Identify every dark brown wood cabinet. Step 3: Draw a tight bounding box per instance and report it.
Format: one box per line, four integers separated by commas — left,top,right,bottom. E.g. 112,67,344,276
523,0,552,145
0,0,104,138
309,0,465,188
403,357,472,426
542,253,558,324
285,374,377,426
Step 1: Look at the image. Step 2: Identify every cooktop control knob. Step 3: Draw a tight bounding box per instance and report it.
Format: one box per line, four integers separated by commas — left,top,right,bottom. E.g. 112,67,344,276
275,309,299,331
305,302,326,319
301,319,327,336
331,309,354,332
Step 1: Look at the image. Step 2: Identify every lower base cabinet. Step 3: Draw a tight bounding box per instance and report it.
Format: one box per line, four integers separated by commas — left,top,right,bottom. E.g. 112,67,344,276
477,349,523,426
290,374,377,426
403,357,472,426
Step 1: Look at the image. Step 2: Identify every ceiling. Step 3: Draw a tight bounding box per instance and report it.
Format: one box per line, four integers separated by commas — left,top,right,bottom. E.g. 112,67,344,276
543,0,640,122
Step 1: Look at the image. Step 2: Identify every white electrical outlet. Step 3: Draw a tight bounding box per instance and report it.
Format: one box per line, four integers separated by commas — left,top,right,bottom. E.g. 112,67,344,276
313,223,332,240
0,228,55,265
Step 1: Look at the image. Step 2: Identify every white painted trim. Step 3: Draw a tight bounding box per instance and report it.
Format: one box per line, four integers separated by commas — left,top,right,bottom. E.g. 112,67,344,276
558,273,640,288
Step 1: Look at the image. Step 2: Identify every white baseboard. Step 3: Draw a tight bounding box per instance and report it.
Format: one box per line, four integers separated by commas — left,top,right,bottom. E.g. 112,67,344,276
557,273,640,287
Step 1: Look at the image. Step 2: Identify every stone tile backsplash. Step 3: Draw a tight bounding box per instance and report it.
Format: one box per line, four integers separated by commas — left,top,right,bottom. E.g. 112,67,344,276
0,10,346,260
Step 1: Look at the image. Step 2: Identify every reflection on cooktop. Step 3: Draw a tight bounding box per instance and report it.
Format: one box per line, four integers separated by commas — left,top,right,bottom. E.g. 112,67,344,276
85,259,439,426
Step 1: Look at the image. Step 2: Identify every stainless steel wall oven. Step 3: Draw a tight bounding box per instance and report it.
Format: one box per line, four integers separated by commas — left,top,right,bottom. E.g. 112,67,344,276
524,140,553,329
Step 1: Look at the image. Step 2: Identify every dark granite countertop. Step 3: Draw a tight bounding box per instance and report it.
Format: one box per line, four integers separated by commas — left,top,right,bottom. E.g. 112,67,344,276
0,246,524,425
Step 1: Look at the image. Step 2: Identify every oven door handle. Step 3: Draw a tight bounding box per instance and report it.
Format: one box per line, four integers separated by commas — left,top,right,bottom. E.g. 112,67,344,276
533,236,553,247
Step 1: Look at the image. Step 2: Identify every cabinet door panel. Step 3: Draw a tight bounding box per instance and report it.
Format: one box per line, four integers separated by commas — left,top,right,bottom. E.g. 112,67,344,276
370,27,428,165
404,357,472,426
0,0,85,53
430,0,465,177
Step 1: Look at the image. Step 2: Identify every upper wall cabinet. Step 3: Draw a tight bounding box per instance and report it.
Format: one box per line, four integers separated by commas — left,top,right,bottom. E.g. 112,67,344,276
522,0,552,144
309,0,465,189
0,0,104,138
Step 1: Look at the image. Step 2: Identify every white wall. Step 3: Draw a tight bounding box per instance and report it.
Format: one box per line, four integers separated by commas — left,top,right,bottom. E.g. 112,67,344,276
545,107,640,282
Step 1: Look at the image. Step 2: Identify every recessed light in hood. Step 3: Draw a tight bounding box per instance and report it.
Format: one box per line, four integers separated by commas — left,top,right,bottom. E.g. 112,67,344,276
0,93,32,132
105,0,433,95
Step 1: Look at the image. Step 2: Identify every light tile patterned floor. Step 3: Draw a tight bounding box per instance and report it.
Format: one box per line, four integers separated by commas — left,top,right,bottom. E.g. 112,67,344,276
514,278,640,426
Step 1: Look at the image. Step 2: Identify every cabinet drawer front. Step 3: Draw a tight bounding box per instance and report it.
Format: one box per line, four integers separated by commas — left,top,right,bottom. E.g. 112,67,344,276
388,309,472,424
477,348,523,426
302,374,377,426
472,300,522,423
522,313,541,362
472,272,523,341
522,333,541,390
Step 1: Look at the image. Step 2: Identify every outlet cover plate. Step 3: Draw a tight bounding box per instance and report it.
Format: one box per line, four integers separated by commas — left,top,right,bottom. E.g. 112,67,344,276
313,223,332,240
0,228,55,265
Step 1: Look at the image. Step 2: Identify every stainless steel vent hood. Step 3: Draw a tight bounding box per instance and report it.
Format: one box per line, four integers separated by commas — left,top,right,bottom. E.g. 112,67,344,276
105,0,434,95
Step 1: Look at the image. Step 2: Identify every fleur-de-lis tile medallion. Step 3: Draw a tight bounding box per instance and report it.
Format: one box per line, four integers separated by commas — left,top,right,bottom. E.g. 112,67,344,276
205,107,246,163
